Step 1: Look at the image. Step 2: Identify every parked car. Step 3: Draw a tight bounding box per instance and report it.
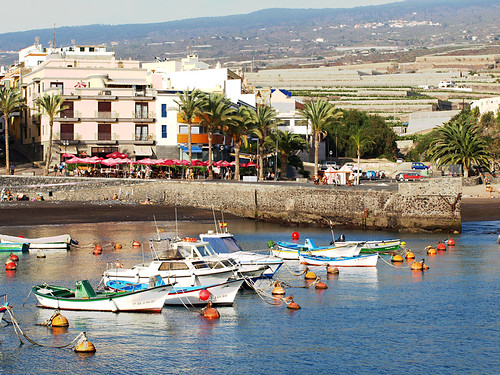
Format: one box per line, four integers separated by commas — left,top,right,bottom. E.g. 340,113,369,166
352,168,366,180
411,162,429,170
396,158,404,163
396,172,425,182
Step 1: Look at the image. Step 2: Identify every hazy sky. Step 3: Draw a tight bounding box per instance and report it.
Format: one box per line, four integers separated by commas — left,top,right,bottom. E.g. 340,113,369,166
2,0,402,34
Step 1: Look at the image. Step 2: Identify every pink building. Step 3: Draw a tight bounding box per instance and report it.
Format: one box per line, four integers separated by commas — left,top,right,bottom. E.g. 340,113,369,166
21,46,156,162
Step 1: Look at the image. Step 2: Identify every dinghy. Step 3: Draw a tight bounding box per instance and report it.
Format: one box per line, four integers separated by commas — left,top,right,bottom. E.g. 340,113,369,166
299,253,378,267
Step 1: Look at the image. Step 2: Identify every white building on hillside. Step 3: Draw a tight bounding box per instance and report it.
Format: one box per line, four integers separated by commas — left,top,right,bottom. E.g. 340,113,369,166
471,96,500,115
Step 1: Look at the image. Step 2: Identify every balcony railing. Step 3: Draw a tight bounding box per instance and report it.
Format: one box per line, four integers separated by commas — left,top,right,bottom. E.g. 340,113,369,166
133,111,156,119
135,134,155,141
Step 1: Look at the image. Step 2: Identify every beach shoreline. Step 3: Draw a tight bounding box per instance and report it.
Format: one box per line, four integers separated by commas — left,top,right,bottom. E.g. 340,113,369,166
0,197,498,228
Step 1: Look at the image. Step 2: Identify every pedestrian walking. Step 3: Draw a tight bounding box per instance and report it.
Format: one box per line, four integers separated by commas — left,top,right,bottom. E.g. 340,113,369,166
10,164,15,175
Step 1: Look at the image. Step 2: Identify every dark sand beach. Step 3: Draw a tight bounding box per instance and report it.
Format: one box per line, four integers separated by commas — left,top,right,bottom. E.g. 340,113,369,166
0,198,497,227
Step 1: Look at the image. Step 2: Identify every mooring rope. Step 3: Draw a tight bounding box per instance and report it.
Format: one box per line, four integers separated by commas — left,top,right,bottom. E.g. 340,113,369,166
5,306,85,349
282,261,308,277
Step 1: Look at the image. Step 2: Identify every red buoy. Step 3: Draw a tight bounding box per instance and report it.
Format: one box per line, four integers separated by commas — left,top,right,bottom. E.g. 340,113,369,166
9,253,19,261
287,298,301,310
5,260,16,270
201,302,220,319
446,239,455,246
315,281,328,290
292,232,299,240
132,241,141,247
437,243,446,251
93,245,102,255
199,289,210,301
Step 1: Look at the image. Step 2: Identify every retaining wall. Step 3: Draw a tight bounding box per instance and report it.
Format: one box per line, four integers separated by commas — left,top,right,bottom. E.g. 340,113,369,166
0,176,462,232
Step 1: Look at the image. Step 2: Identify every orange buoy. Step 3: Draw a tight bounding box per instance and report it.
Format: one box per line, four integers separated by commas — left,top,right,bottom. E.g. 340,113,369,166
315,278,328,290
326,265,339,274
287,297,301,310
51,312,69,327
93,245,102,255
114,243,122,250
411,261,423,271
5,260,16,270
201,302,220,320
446,239,455,246
391,254,403,262
74,333,96,353
132,241,141,247
305,269,317,280
405,251,415,260
427,247,437,255
292,231,300,240
272,282,286,296
437,243,446,251
9,253,19,261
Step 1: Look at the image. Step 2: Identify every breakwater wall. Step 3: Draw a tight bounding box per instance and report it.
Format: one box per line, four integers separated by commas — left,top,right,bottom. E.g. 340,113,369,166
0,176,462,232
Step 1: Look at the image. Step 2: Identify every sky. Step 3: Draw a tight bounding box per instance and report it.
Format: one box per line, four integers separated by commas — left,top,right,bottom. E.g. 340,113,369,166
1,0,402,34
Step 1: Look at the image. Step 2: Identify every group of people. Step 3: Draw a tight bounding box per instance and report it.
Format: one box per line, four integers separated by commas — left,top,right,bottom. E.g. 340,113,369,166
1,188,43,202
52,162,67,176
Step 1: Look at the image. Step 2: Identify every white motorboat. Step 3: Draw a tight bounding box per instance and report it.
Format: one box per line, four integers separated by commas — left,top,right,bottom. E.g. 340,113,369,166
102,239,238,288
0,234,73,250
170,237,269,281
199,230,283,279
272,238,362,260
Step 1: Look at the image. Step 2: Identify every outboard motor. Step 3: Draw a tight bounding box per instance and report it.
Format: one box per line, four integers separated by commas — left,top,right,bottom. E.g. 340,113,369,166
336,234,346,242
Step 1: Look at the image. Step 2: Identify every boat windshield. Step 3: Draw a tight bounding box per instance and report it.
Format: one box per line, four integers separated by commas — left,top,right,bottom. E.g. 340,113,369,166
191,261,210,269
203,236,243,253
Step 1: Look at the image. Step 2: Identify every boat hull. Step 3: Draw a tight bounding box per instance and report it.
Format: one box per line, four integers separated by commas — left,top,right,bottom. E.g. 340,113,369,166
273,242,359,260
359,240,400,254
299,253,379,267
33,284,173,313
0,243,27,252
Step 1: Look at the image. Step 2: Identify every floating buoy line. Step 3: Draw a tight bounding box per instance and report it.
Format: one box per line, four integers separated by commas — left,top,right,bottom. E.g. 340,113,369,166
3,306,95,352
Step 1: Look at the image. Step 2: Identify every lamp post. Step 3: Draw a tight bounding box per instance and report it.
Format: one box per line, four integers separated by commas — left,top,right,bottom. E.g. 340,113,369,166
274,138,278,181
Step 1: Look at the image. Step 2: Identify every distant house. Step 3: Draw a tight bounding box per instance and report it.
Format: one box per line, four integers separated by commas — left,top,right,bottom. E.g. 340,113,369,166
471,96,500,115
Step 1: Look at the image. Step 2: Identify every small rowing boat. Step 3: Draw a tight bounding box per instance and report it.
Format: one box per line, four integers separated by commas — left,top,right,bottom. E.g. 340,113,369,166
0,242,28,252
33,280,174,313
272,238,362,260
298,253,379,267
0,234,73,250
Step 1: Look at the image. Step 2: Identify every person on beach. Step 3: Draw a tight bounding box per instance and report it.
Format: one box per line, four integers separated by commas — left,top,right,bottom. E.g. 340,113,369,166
10,164,15,175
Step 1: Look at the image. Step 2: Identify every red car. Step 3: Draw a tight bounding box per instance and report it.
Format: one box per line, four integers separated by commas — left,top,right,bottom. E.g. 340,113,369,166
396,172,424,181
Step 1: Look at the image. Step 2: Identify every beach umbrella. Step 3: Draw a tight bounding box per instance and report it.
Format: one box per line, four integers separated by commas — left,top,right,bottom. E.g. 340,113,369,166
61,153,75,158
173,159,189,166
229,161,236,167
115,158,132,164
101,158,118,167
160,159,175,166
65,157,82,164
136,158,156,165
106,151,127,159
246,161,257,167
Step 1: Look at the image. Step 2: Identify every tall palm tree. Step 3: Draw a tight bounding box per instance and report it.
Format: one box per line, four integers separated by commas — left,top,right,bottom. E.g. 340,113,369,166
174,89,203,166
299,99,342,178
36,94,67,175
248,105,279,180
350,128,373,185
265,130,308,179
430,111,490,177
0,87,24,174
223,106,251,180
199,93,235,179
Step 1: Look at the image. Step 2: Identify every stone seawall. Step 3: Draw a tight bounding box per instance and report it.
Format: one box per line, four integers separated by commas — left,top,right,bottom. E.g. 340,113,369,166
0,176,462,232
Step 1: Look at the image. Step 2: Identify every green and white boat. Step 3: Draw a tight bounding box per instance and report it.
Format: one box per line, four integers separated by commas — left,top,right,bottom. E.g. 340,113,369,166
33,280,174,313
0,242,28,252
337,239,400,254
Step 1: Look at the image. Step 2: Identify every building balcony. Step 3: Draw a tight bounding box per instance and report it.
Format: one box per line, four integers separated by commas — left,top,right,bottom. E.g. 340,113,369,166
132,111,156,123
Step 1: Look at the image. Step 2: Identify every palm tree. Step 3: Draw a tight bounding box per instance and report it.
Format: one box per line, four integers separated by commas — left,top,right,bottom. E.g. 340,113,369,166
350,128,373,185
174,89,203,166
430,111,490,177
248,105,279,180
299,99,342,178
0,87,24,174
35,94,67,175
199,93,235,179
265,130,308,179
223,106,251,180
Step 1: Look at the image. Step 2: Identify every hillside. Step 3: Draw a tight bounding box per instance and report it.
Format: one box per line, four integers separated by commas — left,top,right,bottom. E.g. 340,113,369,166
0,0,498,67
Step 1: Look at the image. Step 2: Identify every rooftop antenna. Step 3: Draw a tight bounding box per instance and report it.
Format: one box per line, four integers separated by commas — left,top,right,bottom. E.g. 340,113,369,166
34,36,40,48
53,22,56,49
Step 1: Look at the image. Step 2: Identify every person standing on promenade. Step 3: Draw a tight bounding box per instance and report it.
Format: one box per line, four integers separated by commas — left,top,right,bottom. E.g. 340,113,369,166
10,164,15,175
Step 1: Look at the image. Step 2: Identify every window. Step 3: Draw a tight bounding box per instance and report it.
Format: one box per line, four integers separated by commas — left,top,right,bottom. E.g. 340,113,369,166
50,82,63,93
135,103,148,119
98,102,111,118
61,101,74,118
98,124,111,140
161,125,167,139
158,262,189,271
161,104,167,117
80,47,85,52
89,47,95,52
60,124,74,140
179,125,200,134
135,125,148,141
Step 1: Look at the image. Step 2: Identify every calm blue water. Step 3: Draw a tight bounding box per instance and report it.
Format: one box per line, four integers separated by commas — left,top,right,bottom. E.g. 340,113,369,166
0,219,499,374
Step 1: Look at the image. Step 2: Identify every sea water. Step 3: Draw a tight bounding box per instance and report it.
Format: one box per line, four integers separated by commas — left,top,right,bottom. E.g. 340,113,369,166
0,218,498,374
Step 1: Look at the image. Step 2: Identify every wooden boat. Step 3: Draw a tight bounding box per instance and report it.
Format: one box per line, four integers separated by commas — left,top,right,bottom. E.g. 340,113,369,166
199,230,283,279
32,280,174,313
272,238,362,260
106,277,244,306
0,234,73,250
0,242,28,252
299,253,379,267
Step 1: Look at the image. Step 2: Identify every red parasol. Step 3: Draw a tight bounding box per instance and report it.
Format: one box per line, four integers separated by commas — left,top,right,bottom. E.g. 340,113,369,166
106,151,128,159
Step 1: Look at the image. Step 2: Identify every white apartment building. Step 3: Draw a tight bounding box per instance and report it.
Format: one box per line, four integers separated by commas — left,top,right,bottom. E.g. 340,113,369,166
471,96,500,115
